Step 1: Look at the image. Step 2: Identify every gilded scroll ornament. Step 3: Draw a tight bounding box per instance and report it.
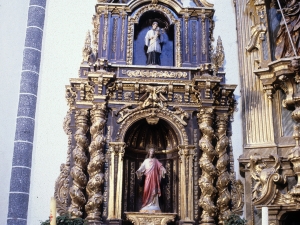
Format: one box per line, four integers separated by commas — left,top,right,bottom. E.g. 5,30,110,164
215,114,231,224
85,104,106,223
69,109,89,217
198,108,217,224
121,70,188,78
54,111,73,215
246,8,267,52
248,153,281,203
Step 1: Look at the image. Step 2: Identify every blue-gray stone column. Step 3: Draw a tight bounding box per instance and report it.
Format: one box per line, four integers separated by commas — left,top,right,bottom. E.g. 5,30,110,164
7,1,46,225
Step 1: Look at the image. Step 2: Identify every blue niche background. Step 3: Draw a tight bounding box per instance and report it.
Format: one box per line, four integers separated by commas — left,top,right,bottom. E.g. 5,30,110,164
133,11,174,66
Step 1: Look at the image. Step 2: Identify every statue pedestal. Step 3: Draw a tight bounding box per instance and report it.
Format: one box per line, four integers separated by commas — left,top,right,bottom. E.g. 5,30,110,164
125,212,177,225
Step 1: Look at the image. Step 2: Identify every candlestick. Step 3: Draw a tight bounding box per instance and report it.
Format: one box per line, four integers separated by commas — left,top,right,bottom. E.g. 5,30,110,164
50,197,57,225
262,207,268,225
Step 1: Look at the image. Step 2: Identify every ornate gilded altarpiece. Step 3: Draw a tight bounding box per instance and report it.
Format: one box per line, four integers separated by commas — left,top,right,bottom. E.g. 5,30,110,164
235,0,300,224
54,0,244,225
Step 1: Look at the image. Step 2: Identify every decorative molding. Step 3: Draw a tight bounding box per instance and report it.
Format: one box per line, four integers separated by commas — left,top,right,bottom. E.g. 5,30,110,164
112,18,118,53
121,70,188,78
102,5,109,51
125,212,176,225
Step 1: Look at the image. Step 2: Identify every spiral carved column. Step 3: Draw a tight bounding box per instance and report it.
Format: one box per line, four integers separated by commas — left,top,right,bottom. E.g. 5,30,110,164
215,114,231,224
69,109,89,217
85,104,106,224
198,108,217,225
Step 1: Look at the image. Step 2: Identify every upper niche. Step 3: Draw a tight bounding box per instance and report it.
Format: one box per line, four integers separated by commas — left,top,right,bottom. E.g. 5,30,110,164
133,10,174,66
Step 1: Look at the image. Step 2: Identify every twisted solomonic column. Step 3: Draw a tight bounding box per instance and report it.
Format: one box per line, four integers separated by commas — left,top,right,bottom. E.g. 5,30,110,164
85,104,106,224
215,114,231,224
69,109,89,217
198,108,217,225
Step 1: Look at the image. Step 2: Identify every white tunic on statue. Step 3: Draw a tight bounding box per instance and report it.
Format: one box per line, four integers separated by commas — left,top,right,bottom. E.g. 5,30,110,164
145,29,163,53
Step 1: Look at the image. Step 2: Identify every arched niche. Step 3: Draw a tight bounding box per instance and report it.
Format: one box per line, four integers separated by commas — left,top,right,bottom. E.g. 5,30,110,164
279,211,300,225
127,4,181,67
122,118,180,218
133,10,174,66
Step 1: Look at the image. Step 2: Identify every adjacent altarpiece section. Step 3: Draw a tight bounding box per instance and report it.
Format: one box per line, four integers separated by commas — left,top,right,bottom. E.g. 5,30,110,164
54,1,243,225
235,0,300,224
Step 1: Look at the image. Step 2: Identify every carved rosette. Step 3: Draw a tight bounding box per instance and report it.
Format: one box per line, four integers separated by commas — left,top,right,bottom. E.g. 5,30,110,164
198,108,217,224
215,114,231,224
69,109,89,218
85,104,106,223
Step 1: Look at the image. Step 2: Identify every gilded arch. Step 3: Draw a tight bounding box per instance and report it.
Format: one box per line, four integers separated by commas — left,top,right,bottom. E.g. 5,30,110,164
116,107,189,145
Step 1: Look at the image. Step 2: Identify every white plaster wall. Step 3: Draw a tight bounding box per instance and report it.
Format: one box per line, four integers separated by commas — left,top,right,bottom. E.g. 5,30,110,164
27,0,243,224
209,0,243,179
27,1,95,224
0,1,30,224
182,0,243,178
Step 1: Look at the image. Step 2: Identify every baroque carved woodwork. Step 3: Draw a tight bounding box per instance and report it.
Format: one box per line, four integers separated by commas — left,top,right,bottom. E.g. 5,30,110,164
54,1,244,225
235,0,300,224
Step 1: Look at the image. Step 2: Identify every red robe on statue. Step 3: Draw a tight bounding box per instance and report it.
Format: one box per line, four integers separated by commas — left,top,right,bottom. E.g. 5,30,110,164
136,157,166,212
142,159,163,208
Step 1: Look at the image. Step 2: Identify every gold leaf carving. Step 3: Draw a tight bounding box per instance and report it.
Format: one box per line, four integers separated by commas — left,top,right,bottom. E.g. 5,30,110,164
198,108,217,223
69,109,89,217
85,104,106,223
121,70,187,78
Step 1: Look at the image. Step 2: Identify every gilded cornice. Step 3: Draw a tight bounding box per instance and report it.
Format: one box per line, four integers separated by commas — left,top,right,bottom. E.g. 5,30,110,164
95,0,214,16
